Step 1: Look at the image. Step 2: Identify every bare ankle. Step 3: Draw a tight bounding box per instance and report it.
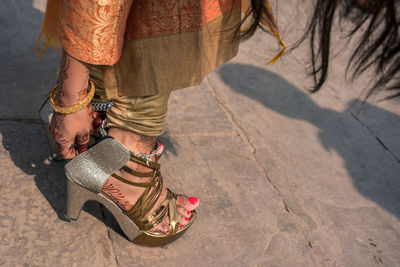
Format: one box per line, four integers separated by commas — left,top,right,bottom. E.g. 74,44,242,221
108,127,156,172
108,127,156,152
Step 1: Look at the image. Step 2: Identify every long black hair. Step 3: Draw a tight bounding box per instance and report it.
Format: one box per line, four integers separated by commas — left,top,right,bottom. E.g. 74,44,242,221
239,0,278,40
241,0,400,99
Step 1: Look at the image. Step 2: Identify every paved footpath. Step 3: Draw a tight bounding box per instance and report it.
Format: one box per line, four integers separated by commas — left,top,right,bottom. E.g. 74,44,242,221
1,1,399,266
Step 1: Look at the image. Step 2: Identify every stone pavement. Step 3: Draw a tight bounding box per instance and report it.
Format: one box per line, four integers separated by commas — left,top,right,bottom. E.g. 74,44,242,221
1,1,399,266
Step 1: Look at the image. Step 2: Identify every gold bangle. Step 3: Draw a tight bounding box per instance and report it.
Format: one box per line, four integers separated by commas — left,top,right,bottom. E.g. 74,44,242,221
50,80,95,115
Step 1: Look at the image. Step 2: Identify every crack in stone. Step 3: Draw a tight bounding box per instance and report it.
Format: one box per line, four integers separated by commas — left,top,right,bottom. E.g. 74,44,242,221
326,85,400,165
262,233,279,256
348,111,400,165
205,78,287,210
205,78,328,263
100,205,119,267
107,229,119,267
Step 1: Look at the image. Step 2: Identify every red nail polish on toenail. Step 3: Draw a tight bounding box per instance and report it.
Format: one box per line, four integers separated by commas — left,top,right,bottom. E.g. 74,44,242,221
185,217,189,222
187,211,191,215
179,224,182,229
188,197,198,205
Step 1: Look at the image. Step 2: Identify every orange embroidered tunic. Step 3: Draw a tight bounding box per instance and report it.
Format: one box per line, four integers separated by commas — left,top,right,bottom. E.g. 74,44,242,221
59,0,241,97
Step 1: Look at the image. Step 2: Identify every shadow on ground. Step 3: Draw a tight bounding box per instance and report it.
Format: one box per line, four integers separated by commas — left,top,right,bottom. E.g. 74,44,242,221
0,0,179,241
0,0,124,236
218,63,400,218
0,0,60,120
0,120,130,239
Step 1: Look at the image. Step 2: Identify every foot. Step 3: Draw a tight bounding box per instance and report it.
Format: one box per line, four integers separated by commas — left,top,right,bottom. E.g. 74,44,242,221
101,127,199,234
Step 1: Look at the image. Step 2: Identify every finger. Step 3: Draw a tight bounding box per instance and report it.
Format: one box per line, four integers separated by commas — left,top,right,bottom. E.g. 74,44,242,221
51,117,77,159
54,133,77,159
92,116,103,129
76,132,90,153
76,143,89,153
53,127,76,158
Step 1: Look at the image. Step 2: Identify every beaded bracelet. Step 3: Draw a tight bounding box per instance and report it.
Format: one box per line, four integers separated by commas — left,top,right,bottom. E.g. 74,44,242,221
50,80,95,115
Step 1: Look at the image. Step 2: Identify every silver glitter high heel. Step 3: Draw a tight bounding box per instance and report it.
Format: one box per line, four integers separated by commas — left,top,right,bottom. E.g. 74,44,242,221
64,137,196,247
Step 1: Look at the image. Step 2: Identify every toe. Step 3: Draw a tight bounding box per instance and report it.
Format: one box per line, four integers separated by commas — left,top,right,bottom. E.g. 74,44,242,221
176,195,199,211
148,195,197,234
151,218,170,234
149,214,187,234
180,214,190,226
177,206,191,225
177,206,191,218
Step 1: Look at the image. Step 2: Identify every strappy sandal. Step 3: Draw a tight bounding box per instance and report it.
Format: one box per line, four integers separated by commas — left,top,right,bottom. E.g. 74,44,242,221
64,137,196,247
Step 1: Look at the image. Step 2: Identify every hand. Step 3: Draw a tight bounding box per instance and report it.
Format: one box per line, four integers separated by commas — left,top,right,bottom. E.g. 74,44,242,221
50,50,93,159
50,105,95,159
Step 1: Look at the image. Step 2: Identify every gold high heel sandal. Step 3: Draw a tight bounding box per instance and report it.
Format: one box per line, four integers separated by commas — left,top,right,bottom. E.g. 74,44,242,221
64,137,196,247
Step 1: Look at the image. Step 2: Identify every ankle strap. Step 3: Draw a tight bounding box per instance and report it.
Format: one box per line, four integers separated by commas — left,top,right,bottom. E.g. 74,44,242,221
129,152,160,170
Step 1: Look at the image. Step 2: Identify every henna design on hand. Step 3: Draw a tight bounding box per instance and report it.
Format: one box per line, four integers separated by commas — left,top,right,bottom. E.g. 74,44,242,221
51,113,72,155
77,87,88,101
58,52,71,100
51,51,94,158
76,132,90,145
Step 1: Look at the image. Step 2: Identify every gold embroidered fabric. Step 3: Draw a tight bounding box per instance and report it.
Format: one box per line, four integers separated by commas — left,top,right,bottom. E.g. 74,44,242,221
44,0,283,97
60,0,133,65
125,0,240,39
113,6,241,97
42,0,284,66
59,0,241,65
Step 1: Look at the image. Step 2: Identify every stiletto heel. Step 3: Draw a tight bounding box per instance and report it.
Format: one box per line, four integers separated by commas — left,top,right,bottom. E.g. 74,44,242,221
64,137,196,247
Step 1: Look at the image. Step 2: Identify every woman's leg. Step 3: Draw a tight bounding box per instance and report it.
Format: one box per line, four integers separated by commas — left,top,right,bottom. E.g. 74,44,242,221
101,93,199,233
52,51,198,235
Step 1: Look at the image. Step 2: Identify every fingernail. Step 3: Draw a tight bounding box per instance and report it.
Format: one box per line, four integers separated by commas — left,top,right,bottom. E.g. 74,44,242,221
179,224,182,229
187,211,191,215
93,117,102,128
185,217,189,222
77,145,88,153
188,197,198,205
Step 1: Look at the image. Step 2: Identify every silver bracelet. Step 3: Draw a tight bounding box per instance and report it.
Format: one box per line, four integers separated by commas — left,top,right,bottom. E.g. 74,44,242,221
91,101,114,112
130,141,161,166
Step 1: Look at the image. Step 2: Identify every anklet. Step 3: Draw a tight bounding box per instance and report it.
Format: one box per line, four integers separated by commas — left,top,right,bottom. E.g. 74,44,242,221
130,141,161,166
94,117,161,165
99,118,108,137
91,100,114,112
